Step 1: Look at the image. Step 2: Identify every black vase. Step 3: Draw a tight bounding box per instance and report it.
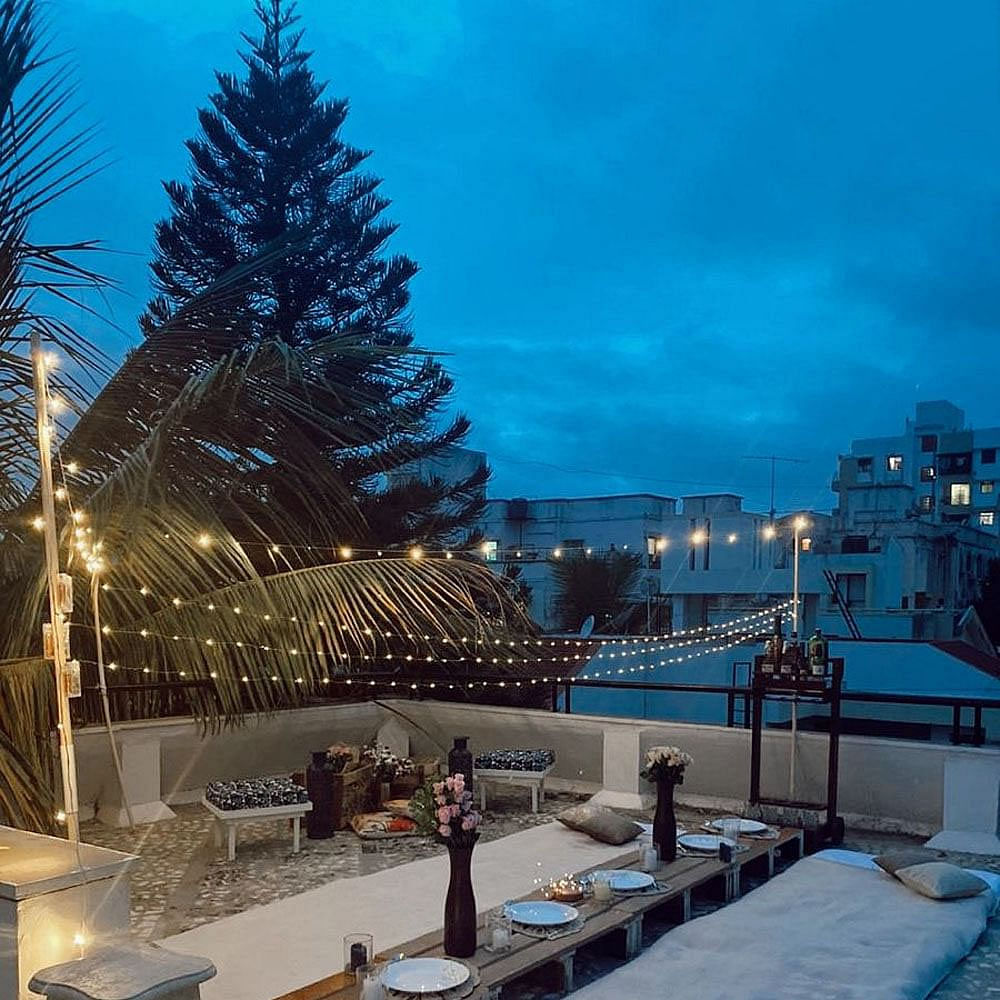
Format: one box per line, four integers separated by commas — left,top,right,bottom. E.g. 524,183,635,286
305,750,335,839
443,842,478,957
448,736,474,795
652,778,678,863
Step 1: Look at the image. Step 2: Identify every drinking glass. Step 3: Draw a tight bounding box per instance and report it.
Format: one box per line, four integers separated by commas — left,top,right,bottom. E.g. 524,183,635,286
343,933,374,982
486,907,513,952
592,874,613,902
720,817,741,848
358,963,385,1000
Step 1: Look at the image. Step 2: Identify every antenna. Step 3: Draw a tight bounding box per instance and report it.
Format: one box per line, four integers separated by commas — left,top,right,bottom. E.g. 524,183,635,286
742,454,807,521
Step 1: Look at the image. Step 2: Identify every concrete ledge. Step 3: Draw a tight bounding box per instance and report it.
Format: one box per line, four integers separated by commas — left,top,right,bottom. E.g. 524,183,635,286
588,789,654,811
925,831,1000,855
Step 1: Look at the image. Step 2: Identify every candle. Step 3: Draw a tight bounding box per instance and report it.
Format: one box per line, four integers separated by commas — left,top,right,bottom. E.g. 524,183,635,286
350,942,368,971
642,847,659,872
491,926,511,950
592,877,612,902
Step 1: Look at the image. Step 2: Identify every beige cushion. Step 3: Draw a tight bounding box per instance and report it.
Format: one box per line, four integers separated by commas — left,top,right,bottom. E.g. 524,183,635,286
556,804,642,845
873,847,946,876
894,862,988,900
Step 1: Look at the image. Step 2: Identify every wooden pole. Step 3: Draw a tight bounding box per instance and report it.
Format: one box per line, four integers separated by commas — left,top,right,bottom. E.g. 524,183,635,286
30,332,80,841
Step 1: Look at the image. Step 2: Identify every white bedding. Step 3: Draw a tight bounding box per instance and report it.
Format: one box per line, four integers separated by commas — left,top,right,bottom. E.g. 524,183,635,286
573,854,997,1000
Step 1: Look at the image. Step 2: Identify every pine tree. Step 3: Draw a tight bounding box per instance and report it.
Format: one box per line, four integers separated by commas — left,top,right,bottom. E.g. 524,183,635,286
142,0,486,547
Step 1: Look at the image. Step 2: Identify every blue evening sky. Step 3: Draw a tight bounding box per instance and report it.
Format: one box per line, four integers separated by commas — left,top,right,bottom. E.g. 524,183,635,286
50,1,1000,512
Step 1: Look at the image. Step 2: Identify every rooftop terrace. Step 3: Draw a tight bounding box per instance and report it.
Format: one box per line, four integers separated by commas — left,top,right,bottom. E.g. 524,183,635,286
71,697,999,999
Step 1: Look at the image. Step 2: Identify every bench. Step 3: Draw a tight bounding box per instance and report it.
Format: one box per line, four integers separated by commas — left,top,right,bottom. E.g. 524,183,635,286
202,798,312,861
29,942,216,1000
474,765,554,814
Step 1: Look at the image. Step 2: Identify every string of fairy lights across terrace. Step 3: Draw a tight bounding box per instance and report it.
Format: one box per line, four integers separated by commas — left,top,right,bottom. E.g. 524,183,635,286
72,628,761,688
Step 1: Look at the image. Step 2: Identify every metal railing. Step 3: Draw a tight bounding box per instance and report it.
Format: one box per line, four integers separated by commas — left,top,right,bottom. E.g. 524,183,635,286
75,673,1000,748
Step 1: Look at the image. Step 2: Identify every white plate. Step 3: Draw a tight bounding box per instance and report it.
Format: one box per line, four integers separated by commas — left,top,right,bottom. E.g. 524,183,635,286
708,817,768,835
381,959,470,994
678,833,735,853
506,900,579,926
590,869,655,892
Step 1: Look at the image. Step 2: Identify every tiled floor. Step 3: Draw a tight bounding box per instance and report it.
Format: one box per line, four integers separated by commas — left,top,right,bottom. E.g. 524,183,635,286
81,795,999,998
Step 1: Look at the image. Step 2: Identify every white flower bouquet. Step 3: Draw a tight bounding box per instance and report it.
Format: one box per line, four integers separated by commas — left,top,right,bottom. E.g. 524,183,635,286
640,745,693,784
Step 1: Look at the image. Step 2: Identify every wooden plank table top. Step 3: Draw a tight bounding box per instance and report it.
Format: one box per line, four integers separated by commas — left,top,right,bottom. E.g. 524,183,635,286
275,827,803,1000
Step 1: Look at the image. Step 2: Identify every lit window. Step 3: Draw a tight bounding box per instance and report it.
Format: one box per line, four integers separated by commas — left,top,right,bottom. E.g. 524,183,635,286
949,483,971,506
918,495,934,512
980,511,995,527
482,540,499,561
887,454,903,472
800,537,812,552
981,480,994,494
920,466,935,482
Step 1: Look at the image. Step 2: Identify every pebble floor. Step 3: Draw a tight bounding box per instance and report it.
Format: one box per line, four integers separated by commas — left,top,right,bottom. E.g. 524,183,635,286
82,792,999,999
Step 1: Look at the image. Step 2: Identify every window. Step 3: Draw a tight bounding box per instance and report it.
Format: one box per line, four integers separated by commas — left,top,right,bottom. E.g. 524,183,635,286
949,482,971,506
980,512,995,527
980,480,994,494
841,535,869,554
482,540,499,561
800,536,812,552
982,448,997,464
857,457,873,475
920,435,937,452
886,454,903,472
919,495,935,512
939,452,972,475
920,466,935,482
834,573,866,608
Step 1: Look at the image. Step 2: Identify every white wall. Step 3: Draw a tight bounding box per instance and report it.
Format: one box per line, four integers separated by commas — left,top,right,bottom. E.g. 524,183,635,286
69,699,1000,835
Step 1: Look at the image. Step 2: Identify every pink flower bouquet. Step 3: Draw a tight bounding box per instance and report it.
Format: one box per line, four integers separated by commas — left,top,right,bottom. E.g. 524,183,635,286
412,773,481,847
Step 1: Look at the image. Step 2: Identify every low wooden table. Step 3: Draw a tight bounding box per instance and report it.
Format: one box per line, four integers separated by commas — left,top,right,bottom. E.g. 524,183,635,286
474,766,554,814
202,798,312,861
277,828,803,1000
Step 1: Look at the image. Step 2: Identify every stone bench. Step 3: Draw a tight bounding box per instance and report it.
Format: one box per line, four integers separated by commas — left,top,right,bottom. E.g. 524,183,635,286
202,798,312,861
28,942,215,1000
475,765,554,813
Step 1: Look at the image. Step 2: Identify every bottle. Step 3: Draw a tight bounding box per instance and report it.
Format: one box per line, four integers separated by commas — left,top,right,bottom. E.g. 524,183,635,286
448,737,474,795
780,639,794,677
305,750,335,839
808,628,828,677
761,636,776,675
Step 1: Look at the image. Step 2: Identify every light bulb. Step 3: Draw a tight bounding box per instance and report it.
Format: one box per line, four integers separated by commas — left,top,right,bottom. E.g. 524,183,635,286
31,516,44,531
197,533,212,548
339,547,352,559
54,486,67,500
410,546,423,560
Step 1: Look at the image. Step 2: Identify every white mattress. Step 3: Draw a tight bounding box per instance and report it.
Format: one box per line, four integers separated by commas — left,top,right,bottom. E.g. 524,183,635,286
573,852,997,1000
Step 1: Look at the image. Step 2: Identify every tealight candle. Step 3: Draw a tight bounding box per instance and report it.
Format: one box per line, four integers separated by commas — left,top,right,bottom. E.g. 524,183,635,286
642,846,659,873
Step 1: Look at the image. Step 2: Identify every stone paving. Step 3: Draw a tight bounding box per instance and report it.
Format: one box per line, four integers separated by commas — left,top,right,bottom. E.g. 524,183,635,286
81,793,999,999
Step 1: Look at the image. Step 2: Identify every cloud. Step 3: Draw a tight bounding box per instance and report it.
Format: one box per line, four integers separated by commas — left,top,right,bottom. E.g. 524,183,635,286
49,0,1000,512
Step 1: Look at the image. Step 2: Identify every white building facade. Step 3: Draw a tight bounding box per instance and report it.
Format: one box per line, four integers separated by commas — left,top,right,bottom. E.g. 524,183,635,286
475,401,1000,638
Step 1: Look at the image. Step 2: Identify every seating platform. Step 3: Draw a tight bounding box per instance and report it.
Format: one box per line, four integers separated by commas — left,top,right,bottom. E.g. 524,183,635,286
202,798,312,861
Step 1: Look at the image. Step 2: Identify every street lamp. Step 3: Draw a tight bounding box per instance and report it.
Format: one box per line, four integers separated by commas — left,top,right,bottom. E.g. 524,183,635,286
792,515,809,637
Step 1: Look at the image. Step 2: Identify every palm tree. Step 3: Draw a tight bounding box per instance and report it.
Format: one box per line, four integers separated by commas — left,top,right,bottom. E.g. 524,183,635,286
0,1,533,833
550,550,643,633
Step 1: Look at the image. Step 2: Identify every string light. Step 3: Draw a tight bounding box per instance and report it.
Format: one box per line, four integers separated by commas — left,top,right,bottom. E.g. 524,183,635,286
197,533,212,549
31,516,44,531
